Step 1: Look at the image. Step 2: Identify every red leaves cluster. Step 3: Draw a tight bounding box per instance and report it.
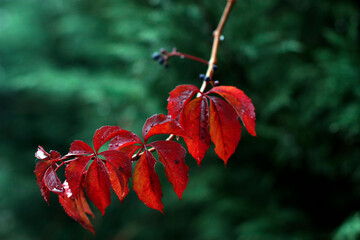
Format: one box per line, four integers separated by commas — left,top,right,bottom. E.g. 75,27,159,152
168,85,256,165
34,84,256,233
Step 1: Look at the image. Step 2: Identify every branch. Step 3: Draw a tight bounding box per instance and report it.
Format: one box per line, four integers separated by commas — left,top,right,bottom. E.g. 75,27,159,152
132,0,236,161
153,48,209,66
199,0,236,93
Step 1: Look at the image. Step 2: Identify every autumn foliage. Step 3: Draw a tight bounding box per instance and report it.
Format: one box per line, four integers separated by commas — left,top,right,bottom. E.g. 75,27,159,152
34,0,256,234
34,84,256,233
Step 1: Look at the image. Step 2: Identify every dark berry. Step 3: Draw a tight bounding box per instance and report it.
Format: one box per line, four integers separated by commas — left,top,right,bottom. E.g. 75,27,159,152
212,65,218,71
204,76,211,82
214,80,220,86
152,52,161,60
199,74,205,80
158,58,165,65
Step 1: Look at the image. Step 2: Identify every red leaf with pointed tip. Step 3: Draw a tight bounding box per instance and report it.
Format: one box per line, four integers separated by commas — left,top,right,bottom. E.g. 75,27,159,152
59,181,95,234
34,160,53,204
180,96,210,165
207,86,256,136
44,166,64,194
167,85,200,120
118,144,142,158
133,150,163,212
78,186,95,219
143,114,185,143
68,140,94,156
85,158,111,215
35,146,50,160
101,150,132,202
34,146,62,203
150,141,188,200
93,126,122,152
65,156,92,197
108,130,142,150
50,150,61,159
209,96,242,165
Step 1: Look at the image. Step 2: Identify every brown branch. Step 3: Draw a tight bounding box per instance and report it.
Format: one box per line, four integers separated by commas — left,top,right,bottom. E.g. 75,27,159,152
132,0,236,161
199,0,236,93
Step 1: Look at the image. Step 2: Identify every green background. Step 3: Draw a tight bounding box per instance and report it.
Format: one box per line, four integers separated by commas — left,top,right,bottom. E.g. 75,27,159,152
1,0,359,239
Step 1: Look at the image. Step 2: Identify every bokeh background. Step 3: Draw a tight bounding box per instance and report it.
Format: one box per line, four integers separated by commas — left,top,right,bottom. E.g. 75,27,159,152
1,0,360,239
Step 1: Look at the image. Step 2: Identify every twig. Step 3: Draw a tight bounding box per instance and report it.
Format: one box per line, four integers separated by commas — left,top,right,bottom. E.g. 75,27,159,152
162,48,209,65
132,0,236,161
199,0,236,93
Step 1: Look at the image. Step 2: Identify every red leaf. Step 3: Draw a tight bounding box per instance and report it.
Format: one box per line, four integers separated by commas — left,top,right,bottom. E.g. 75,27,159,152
167,85,200,120
93,126,122,153
59,181,95,234
34,160,53,204
44,166,64,194
50,150,61,159
207,86,256,136
34,146,62,203
35,146,50,160
117,144,142,158
180,96,210,165
85,158,111,215
101,150,132,202
209,96,242,165
68,140,94,156
133,150,163,212
108,130,142,150
150,141,189,200
143,114,185,143
65,156,92,197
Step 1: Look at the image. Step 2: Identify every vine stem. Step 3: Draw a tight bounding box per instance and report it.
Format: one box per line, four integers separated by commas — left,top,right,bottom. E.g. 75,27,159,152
199,0,236,93
132,0,236,161
162,48,209,65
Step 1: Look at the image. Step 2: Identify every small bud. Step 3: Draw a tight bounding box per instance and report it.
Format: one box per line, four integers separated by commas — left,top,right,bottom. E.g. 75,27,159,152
152,52,161,60
214,80,220,86
158,58,165,65
199,74,205,80
212,65,218,71
204,76,211,82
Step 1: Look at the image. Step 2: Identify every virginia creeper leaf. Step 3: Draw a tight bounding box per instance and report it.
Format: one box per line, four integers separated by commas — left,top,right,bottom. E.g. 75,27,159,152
133,150,163,212
50,150,61,159
59,181,95,234
167,85,200,120
93,126,122,152
209,96,242,165
44,166,64,194
150,140,188,200
65,156,92,197
117,144,142,158
34,146,62,203
85,158,111,215
34,160,53,204
35,146,50,160
68,140,94,155
143,114,185,143
109,130,142,150
101,150,132,202
207,86,256,136
180,96,210,165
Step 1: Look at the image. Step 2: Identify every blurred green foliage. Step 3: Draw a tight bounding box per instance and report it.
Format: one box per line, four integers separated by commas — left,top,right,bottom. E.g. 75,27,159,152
0,0,359,239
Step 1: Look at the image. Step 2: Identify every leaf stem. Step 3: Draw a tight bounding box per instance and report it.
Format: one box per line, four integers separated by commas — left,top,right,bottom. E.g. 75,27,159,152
162,48,209,65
